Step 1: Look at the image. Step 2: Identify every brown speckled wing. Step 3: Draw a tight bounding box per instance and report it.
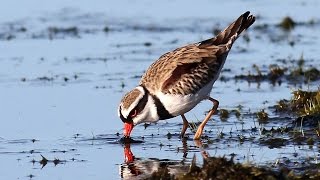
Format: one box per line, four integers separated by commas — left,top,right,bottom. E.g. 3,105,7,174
140,11,255,95
140,44,227,95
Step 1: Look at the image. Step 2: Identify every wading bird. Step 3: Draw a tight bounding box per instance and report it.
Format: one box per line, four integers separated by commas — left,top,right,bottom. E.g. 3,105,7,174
118,11,255,140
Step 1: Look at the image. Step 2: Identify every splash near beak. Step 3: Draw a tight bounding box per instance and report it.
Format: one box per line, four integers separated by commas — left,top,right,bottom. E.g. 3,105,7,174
124,122,134,137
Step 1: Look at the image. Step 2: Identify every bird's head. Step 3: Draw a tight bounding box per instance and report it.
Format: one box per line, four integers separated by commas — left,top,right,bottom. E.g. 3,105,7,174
118,86,157,138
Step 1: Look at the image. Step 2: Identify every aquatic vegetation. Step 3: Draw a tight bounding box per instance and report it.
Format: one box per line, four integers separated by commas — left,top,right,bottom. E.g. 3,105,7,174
260,138,288,149
306,137,314,145
292,89,320,116
279,16,296,31
235,56,320,84
48,26,79,39
219,109,229,120
275,99,290,112
148,165,173,179
231,109,241,119
302,95,320,116
256,109,269,122
304,68,320,81
268,64,286,81
148,155,320,180
275,89,320,117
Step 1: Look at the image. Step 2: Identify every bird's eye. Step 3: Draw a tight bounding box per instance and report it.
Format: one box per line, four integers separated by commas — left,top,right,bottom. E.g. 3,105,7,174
130,109,138,118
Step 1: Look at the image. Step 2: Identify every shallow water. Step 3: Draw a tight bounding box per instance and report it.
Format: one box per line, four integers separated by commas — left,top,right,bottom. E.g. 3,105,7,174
0,0,319,179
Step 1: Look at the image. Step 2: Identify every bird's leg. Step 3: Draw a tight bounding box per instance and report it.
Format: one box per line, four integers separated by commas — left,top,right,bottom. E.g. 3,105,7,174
194,140,210,159
180,114,189,138
194,97,219,140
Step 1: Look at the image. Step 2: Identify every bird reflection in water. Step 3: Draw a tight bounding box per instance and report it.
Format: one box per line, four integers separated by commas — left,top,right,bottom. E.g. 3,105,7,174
119,139,209,179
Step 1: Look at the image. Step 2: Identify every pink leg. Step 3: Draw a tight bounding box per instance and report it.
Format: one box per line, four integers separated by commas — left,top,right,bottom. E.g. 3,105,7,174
194,97,219,140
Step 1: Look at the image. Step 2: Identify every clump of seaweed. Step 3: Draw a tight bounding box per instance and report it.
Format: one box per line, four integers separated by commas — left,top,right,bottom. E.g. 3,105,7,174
148,164,174,179
256,109,269,122
231,109,241,119
292,89,320,116
260,138,288,149
183,156,284,180
287,54,320,83
48,26,78,34
48,26,79,39
304,68,320,81
234,64,267,83
236,54,320,84
279,16,296,31
298,91,320,116
275,89,320,116
219,109,229,120
148,155,320,180
268,64,286,82
274,99,291,112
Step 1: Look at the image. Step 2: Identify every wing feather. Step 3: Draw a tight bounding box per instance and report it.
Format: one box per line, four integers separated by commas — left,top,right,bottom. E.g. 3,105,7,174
139,11,255,95
140,44,223,95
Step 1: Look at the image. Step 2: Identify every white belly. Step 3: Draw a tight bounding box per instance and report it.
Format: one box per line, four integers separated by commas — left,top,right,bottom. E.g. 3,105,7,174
156,80,214,117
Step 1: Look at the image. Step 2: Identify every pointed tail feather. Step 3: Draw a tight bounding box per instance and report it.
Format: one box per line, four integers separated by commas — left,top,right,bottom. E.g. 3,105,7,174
199,11,255,47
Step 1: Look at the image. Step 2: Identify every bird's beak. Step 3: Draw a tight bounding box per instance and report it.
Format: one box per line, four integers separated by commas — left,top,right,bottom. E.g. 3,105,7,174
124,122,134,137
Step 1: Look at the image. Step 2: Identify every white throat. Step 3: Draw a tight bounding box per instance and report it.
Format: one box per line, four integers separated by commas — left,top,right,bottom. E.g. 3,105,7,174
156,80,214,116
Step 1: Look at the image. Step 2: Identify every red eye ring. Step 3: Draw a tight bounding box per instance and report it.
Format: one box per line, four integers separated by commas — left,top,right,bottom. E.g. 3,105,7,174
130,109,138,118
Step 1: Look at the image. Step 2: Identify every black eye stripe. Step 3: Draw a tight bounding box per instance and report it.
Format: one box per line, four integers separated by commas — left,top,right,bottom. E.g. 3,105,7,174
132,86,148,115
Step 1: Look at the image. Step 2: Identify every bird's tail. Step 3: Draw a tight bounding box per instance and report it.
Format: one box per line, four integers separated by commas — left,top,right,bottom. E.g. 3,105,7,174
199,11,255,47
